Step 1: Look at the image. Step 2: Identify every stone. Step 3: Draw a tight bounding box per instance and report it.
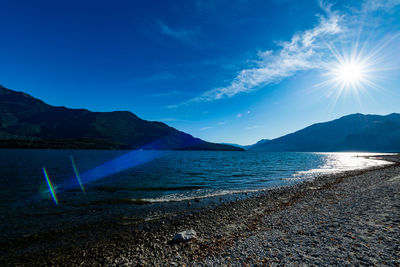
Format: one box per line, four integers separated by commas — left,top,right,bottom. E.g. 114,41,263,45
172,230,197,242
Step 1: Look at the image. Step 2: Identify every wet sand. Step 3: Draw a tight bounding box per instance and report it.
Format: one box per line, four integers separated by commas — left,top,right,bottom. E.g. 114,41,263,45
2,155,399,266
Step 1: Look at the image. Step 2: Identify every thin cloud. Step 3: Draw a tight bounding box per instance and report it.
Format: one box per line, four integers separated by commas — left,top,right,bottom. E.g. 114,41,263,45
200,126,212,130
362,0,400,11
166,104,179,109
158,21,200,43
237,111,252,118
152,90,181,97
245,125,260,130
178,5,342,104
138,72,176,82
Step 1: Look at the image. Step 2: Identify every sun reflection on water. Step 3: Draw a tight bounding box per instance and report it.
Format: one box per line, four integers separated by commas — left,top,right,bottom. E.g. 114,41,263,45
294,152,394,178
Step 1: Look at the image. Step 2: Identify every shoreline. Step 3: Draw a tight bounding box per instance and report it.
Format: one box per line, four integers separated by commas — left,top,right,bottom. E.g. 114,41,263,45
2,154,400,265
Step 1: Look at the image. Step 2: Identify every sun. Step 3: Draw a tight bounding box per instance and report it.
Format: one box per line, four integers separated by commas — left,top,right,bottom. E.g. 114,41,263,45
336,62,364,84
318,44,379,97
316,34,396,108
324,56,371,93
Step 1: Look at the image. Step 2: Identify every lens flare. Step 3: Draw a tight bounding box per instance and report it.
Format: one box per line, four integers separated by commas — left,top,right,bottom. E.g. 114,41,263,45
29,138,183,205
34,136,196,201
78,150,164,185
71,156,85,193
320,46,374,96
42,167,59,205
316,35,397,107
53,149,166,195
336,62,364,84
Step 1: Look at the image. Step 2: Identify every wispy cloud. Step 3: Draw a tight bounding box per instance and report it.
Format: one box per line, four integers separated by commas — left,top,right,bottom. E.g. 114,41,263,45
152,90,180,97
200,126,212,130
177,4,342,105
138,72,176,82
236,110,251,118
166,104,179,109
158,21,200,43
362,0,400,11
245,125,260,130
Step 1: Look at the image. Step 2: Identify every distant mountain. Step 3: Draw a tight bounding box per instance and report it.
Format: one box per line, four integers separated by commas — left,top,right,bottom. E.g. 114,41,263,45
247,139,270,149
227,139,271,150
0,85,243,151
250,113,400,152
219,143,246,149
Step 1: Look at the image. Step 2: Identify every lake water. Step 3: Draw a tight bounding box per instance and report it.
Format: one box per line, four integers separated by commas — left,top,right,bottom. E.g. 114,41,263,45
0,149,392,242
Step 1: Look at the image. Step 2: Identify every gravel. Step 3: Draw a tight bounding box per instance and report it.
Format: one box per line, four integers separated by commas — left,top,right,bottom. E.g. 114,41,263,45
198,157,400,266
2,155,399,266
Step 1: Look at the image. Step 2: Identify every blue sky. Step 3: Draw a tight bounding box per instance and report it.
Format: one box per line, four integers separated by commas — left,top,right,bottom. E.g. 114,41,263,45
1,0,400,145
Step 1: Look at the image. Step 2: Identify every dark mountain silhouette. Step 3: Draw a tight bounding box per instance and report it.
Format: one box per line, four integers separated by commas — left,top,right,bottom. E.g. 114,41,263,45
0,85,243,151
249,113,400,152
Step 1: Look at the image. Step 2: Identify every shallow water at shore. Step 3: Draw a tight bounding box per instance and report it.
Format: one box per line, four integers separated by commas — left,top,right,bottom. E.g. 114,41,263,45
0,149,393,241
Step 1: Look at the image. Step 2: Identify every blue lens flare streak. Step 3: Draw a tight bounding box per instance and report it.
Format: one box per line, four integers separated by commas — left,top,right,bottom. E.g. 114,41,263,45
56,149,166,194
70,155,85,193
34,135,184,204
79,150,165,185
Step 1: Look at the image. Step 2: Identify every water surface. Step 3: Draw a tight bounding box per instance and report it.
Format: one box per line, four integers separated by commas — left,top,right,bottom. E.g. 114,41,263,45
0,149,391,241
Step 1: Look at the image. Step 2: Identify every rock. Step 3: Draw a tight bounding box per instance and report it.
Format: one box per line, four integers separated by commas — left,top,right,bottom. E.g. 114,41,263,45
172,230,197,243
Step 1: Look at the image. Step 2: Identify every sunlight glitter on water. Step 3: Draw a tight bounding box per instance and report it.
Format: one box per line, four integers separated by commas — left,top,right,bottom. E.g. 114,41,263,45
293,152,394,178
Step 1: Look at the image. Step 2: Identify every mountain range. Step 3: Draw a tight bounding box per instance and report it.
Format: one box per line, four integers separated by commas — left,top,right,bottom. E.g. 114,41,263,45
249,113,400,152
1,85,399,152
0,85,243,151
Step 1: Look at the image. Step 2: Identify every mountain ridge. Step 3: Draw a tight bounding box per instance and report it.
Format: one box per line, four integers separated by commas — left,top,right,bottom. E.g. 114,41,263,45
0,85,243,151
249,113,400,152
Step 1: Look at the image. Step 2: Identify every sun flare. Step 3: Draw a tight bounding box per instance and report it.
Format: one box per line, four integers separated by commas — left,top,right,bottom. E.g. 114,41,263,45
336,62,365,84
321,57,373,99
318,42,383,101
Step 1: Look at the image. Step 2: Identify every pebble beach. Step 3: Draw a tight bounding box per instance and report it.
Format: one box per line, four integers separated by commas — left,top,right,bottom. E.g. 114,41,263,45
2,154,399,266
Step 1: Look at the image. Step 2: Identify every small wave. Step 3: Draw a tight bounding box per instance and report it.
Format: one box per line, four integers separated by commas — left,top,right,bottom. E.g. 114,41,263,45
281,177,307,181
184,172,205,176
94,185,207,192
88,198,153,205
230,173,256,177
293,168,338,177
136,188,271,203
